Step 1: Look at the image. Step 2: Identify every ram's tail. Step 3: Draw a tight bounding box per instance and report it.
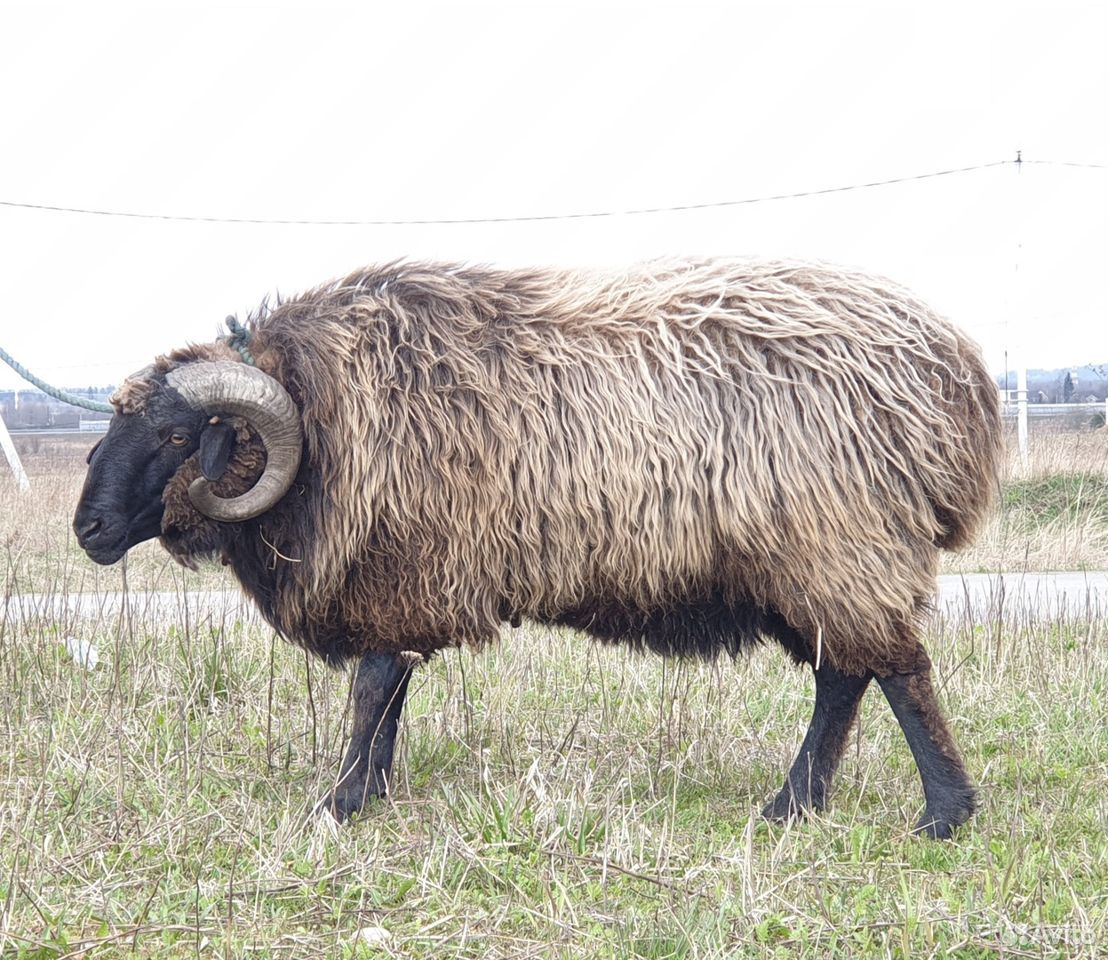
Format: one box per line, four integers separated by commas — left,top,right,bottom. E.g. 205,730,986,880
931,331,1003,551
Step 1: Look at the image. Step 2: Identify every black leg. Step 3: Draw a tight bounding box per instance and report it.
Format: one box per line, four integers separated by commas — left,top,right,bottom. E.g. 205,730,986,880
321,652,413,822
763,662,871,821
875,644,976,839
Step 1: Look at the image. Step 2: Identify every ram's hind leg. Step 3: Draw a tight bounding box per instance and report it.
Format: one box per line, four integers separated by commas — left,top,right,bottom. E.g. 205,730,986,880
321,652,413,823
763,662,871,821
876,643,976,839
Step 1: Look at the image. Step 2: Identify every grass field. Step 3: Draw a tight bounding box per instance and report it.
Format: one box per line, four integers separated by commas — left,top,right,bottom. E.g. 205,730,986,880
939,427,1107,574
1,428,1106,958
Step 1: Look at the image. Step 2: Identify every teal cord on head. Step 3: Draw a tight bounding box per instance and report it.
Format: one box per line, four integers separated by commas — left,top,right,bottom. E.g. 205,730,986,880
223,316,255,366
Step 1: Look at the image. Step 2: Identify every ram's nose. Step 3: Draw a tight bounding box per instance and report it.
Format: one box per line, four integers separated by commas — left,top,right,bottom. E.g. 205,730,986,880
74,513,103,546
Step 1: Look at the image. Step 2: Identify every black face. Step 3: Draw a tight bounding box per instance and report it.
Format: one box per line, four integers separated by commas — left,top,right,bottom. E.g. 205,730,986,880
73,386,206,564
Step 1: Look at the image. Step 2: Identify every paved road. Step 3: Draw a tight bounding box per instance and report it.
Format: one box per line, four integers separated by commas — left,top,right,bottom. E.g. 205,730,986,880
931,571,1106,621
2,587,257,626
4,572,1105,626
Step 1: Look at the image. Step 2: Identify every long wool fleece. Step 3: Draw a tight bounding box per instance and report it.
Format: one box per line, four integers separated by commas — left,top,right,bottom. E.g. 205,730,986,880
135,259,1000,672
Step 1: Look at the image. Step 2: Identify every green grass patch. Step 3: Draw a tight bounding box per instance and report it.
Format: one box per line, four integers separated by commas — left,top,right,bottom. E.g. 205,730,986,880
1002,471,1108,529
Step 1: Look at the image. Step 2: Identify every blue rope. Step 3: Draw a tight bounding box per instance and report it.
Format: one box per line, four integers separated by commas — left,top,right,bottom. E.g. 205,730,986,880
0,346,114,413
1,316,253,416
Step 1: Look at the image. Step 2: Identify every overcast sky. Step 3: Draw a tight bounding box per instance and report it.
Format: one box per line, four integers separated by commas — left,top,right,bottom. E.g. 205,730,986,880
0,0,1105,392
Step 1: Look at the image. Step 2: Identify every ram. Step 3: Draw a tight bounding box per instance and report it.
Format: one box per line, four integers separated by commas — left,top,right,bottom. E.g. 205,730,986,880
74,259,1001,838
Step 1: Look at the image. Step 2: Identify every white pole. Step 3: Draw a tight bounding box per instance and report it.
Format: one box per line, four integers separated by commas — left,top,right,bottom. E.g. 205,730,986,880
0,414,31,492
1011,151,1029,470
1016,366,1029,467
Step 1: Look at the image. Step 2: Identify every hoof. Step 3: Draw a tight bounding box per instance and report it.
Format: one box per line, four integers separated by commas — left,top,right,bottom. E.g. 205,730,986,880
318,779,384,823
914,816,956,840
913,787,977,839
761,786,824,823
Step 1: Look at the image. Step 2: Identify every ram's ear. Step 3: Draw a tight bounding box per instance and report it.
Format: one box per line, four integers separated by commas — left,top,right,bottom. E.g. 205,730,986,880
198,419,236,482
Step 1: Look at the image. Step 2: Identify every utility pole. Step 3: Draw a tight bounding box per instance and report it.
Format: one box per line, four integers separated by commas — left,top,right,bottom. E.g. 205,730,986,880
1016,365,1028,465
1013,151,1029,468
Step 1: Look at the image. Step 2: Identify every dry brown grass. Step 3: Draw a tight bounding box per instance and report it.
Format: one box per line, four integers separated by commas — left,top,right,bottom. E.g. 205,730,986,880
0,424,1105,958
940,426,1108,574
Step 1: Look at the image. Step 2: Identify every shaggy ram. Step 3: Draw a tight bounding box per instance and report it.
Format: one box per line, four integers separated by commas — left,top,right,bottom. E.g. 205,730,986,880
74,258,1002,837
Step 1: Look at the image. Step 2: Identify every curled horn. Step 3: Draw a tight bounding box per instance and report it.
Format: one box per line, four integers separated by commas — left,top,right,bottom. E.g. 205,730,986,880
165,361,302,522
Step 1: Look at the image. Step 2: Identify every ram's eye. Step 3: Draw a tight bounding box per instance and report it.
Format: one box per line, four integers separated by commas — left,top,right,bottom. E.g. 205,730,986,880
170,433,190,446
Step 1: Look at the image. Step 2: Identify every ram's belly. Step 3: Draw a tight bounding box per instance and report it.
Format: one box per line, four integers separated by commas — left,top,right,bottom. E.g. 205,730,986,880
550,595,807,661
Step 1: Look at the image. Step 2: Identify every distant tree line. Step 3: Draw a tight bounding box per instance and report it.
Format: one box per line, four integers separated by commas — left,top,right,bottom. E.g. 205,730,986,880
994,364,1107,403
0,386,115,429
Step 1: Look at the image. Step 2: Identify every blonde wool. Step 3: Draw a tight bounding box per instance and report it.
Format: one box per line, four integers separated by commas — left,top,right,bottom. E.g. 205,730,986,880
160,258,1001,672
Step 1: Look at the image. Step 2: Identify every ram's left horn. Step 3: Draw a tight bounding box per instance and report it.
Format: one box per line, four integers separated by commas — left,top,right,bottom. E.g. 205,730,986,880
166,361,302,521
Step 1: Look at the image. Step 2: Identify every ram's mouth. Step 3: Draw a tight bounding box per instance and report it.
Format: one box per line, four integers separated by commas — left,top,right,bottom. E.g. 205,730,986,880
77,527,129,565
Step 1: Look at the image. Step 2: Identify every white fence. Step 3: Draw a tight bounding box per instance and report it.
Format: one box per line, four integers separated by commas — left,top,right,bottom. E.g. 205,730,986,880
998,394,1106,466
1000,401,1105,419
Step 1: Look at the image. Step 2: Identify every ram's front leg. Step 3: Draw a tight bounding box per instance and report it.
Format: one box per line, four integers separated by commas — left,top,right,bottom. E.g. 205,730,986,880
321,651,413,822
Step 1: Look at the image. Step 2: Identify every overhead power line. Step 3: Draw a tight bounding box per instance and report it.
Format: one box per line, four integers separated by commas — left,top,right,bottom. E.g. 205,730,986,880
1020,159,1106,170
0,157,1102,226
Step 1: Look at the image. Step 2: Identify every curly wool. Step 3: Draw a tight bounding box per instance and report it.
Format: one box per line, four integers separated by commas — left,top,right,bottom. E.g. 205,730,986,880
157,258,1001,673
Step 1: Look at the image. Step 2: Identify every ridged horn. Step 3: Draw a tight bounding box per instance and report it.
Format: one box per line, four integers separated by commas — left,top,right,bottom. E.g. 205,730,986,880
165,361,302,522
